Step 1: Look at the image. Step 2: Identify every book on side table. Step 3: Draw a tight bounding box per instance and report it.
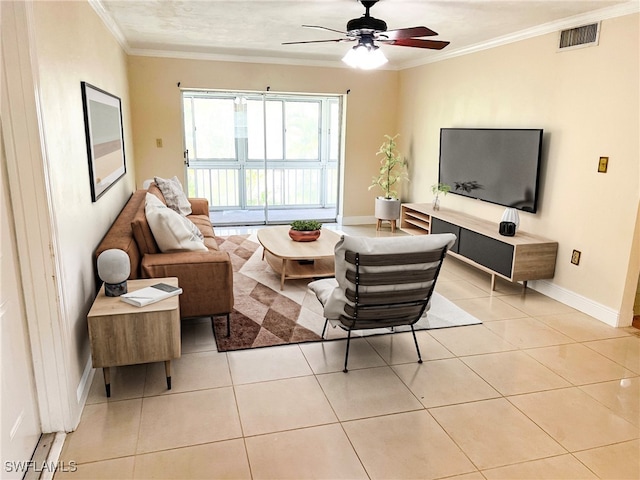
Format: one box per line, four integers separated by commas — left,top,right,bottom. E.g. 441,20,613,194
120,282,182,307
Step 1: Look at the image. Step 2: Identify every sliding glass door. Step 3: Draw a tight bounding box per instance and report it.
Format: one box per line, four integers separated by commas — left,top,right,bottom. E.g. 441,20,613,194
182,90,342,226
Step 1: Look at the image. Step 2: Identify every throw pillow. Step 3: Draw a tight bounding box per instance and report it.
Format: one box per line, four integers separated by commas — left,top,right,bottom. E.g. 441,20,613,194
145,193,207,252
154,176,192,216
188,219,205,241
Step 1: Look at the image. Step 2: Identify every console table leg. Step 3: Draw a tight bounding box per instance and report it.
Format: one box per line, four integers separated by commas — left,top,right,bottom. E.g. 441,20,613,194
165,360,172,390
490,274,496,291
103,367,111,397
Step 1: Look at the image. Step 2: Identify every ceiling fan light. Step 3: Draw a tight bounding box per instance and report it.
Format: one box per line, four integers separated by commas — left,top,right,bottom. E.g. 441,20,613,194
364,46,388,69
342,44,388,70
342,44,365,68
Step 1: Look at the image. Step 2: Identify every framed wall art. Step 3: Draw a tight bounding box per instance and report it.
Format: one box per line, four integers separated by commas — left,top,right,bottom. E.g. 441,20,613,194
81,82,126,202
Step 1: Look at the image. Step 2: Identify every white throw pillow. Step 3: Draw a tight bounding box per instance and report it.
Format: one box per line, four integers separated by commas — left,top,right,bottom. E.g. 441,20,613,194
145,193,207,252
154,176,192,216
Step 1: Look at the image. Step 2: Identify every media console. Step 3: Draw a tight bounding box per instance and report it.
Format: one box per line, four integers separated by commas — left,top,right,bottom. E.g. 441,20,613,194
400,203,558,290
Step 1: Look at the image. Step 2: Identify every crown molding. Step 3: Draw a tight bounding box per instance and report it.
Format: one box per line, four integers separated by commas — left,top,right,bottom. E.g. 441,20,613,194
399,0,640,69
88,0,130,53
127,47,399,71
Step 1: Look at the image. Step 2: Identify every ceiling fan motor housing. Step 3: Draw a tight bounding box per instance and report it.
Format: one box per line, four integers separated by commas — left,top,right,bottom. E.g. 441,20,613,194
347,16,387,34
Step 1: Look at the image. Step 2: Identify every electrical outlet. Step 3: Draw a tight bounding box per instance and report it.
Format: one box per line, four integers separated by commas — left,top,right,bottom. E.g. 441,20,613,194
156,138,163,148
598,156,608,173
571,250,581,265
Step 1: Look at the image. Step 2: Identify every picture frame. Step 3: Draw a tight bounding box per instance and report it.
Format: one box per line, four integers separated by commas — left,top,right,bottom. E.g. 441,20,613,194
81,82,126,202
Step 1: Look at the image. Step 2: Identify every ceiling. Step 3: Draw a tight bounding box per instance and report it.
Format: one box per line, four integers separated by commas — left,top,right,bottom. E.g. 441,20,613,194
93,0,636,69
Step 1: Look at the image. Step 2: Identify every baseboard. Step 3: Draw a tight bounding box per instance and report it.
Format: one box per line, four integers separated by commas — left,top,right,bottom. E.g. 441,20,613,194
528,279,621,327
76,357,95,408
341,215,377,225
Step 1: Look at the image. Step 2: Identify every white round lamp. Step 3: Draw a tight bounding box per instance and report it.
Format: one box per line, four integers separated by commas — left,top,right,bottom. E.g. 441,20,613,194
97,249,130,296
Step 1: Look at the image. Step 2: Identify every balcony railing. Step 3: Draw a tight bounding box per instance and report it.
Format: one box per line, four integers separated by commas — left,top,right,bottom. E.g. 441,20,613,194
187,162,338,211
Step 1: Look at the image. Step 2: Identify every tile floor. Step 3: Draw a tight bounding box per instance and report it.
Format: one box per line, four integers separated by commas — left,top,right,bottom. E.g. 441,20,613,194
56,225,640,479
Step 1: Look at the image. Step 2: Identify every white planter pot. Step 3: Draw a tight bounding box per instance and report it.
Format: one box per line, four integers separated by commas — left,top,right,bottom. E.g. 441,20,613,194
374,197,401,220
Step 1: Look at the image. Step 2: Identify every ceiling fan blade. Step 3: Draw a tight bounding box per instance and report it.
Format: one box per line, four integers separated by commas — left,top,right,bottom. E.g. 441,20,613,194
282,38,351,45
302,25,348,35
384,38,450,50
379,26,438,40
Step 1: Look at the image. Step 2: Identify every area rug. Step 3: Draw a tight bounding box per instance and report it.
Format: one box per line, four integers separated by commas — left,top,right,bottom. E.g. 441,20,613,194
211,234,481,352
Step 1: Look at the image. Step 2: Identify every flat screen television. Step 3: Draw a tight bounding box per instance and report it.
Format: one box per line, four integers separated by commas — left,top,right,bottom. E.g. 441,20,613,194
438,128,543,213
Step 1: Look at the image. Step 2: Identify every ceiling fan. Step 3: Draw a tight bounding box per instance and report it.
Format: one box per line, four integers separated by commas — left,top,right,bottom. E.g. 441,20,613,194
283,0,449,68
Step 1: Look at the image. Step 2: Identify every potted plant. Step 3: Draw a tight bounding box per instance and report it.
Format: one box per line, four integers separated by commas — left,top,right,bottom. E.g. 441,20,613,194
431,182,451,211
289,220,323,242
369,134,408,223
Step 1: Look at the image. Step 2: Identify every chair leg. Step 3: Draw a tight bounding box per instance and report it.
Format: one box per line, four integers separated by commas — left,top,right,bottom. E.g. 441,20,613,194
411,325,423,364
321,319,329,338
343,330,352,373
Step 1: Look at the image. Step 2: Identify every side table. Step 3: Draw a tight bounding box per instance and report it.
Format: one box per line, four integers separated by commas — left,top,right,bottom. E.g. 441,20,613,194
87,277,181,397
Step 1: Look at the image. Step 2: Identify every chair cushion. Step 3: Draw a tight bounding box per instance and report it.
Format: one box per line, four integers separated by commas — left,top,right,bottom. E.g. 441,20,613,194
144,193,207,252
154,176,192,216
311,234,456,320
308,278,338,307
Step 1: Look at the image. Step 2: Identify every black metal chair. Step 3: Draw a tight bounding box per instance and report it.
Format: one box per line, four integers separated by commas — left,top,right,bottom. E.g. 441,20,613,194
309,234,455,372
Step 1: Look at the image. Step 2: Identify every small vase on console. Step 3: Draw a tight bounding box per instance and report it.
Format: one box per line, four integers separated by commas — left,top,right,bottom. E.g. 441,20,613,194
431,183,450,211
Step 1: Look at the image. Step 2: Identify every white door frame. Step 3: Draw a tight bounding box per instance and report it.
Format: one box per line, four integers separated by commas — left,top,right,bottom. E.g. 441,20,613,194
2,0,74,432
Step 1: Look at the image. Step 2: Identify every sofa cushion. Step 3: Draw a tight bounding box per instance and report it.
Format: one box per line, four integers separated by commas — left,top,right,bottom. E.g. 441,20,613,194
204,237,220,251
131,207,160,255
154,176,192,216
188,198,209,216
147,183,166,204
188,215,215,238
145,193,207,252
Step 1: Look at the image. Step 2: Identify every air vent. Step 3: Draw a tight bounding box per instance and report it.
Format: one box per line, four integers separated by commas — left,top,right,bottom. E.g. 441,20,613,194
559,23,600,51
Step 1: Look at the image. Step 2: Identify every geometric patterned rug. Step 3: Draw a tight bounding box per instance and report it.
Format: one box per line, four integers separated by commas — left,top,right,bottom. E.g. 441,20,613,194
211,234,481,352
211,234,322,352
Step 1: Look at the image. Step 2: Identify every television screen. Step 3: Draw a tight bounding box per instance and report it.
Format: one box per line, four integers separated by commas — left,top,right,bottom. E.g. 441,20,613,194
438,128,543,213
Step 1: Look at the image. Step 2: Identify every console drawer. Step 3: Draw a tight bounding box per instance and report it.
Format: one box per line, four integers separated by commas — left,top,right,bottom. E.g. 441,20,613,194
431,218,460,253
459,228,514,278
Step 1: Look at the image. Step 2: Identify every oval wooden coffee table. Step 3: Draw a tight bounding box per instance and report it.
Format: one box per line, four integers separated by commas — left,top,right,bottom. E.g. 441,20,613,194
257,226,341,290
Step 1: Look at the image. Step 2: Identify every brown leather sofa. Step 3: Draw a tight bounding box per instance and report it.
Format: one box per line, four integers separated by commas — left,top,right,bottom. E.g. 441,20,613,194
95,184,233,331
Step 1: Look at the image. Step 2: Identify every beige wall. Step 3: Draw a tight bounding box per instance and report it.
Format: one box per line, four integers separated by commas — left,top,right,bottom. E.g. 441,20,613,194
398,14,639,325
127,56,398,219
31,0,136,420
